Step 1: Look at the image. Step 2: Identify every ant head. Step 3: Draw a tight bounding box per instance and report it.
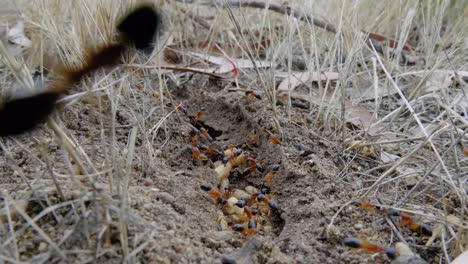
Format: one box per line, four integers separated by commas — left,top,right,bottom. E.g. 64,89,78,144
232,224,245,232
189,128,198,137
247,219,257,229
200,183,213,192
268,200,279,211
421,223,432,236
271,164,280,172
218,198,227,205
388,209,401,217
343,237,362,248
256,163,266,173
384,247,397,259
260,187,270,195
222,157,231,165
234,200,247,208
350,200,363,206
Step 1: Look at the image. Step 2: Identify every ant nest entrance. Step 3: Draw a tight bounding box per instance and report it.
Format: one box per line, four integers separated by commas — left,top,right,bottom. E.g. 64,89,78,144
186,106,283,237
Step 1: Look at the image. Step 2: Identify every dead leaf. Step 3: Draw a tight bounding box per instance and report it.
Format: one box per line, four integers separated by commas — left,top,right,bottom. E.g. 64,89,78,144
7,21,32,47
188,52,275,74
276,71,339,92
381,151,400,163
343,99,382,135
288,93,384,136
366,32,414,52
216,58,275,74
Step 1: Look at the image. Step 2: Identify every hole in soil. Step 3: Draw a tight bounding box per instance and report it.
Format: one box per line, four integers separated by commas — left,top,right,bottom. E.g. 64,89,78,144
271,210,286,236
186,101,285,237
192,121,223,140
204,123,223,140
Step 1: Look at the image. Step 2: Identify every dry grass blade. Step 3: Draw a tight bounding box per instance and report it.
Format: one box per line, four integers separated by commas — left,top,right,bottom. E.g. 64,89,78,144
210,0,337,34
2,193,66,260
369,42,464,201
1,0,467,263
222,0,282,133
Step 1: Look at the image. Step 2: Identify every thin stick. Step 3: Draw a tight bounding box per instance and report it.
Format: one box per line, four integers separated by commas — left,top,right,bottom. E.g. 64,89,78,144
208,0,337,34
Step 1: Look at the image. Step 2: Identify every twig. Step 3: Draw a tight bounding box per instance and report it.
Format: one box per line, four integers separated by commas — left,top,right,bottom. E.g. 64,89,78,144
208,0,337,34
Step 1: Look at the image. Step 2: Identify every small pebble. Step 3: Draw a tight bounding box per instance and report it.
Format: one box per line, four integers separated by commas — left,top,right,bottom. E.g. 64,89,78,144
354,223,363,230
38,242,47,252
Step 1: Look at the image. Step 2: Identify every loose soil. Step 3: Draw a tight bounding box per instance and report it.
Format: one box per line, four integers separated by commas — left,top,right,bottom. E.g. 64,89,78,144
0,73,436,264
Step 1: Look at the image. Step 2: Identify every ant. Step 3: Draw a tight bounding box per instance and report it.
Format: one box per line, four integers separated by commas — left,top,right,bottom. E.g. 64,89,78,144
201,183,226,205
247,129,258,145
350,199,383,212
255,193,280,211
234,200,254,219
343,237,396,259
189,127,199,145
232,222,258,236
191,146,208,161
205,144,223,160
351,199,432,236
263,129,281,145
245,90,262,100
247,158,265,173
199,127,212,141
389,210,432,236
0,5,161,137
260,164,280,191
191,107,205,126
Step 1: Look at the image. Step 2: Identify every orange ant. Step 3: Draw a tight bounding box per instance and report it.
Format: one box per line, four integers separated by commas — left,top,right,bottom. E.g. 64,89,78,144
389,210,432,236
343,237,396,259
189,127,198,145
234,200,254,219
260,164,280,191
191,107,205,125
199,127,212,141
224,147,244,164
151,91,161,98
245,90,262,100
201,183,226,205
256,193,280,211
205,144,223,160
224,144,236,153
232,222,258,236
263,129,281,145
247,158,265,173
350,199,382,212
248,129,258,144
191,146,208,161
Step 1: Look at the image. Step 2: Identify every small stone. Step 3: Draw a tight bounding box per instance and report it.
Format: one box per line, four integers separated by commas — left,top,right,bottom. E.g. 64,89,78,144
38,242,47,252
354,223,363,230
391,255,428,264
